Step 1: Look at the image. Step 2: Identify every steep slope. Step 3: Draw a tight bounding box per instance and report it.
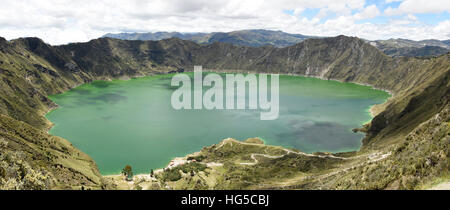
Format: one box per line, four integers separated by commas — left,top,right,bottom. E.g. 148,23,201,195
0,114,111,189
308,103,449,190
0,38,117,189
0,37,86,129
379,45,449,57
0,35,448,189
364,55,449,148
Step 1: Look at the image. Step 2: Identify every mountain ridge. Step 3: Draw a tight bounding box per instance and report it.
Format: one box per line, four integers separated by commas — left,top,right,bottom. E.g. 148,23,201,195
103,29,450,57
102,29,315,48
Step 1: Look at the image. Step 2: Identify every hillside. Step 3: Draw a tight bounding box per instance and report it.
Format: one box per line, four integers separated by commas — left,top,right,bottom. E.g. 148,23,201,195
0,114,112,189
372,38,450,49
369,39,450,57
0,35,448,189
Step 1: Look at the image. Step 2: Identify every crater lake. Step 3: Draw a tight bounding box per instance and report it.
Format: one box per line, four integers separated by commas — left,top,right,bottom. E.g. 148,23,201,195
46,73,390,174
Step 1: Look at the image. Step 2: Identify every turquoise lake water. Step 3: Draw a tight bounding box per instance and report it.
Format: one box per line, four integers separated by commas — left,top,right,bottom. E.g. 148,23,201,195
46,73,390,174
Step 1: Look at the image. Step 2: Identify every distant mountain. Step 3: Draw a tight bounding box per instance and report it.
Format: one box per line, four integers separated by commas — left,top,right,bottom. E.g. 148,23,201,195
201,29,313,47
104,30,450,57
368,38,450,57
103,29,315,48
375,45,449,57
102,32,211,43
374,38,450,49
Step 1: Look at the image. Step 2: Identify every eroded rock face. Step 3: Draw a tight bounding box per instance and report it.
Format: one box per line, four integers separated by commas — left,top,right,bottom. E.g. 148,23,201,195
0,37,7,50
33,64,58,77
64,62,80,72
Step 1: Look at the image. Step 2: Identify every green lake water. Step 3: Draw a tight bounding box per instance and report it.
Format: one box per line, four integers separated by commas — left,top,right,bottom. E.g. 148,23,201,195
46,73,390,175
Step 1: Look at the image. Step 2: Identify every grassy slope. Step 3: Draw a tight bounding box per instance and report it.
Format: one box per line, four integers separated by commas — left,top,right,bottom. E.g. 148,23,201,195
0,35,448,189
319,104,449,189
0,114,113,189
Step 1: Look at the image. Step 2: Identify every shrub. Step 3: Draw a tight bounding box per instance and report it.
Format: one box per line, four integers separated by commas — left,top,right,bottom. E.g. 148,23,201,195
187,155,206,162
178,162,207,174
162,168,182,182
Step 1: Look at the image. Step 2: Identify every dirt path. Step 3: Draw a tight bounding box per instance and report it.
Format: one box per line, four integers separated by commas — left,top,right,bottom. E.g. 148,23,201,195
240,153,284,165
304,151,392,183
220,138,358,162
428,182,450,190
282,148,352,160
108,138,392,189
226,137,367,166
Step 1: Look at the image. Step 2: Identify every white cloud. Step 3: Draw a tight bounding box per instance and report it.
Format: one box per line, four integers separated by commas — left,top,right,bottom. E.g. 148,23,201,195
354,4,381,20
385,0,403,3
406,14,418,21
385,0,450,16
0,0,448,45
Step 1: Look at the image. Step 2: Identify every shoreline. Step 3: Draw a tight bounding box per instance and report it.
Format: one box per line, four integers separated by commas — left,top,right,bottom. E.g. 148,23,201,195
104,154,197,184
203,68,394,96
43,69,394,179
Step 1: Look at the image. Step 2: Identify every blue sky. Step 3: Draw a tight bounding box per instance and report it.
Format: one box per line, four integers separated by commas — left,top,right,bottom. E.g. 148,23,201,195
362,1,449,26
284,0,449,26
0,0,449,44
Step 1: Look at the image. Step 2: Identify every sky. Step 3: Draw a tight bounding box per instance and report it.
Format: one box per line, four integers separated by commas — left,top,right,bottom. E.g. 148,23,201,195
0,0,449,45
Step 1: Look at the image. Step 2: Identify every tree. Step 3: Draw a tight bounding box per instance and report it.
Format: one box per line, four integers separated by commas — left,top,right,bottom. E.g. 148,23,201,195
122,165,133,178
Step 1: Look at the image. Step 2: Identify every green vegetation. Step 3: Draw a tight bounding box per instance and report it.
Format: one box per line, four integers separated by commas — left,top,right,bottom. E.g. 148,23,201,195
159,162,208,182
187,155,206,162
324,105,449,190
161,168,182,182
178,162,207,174
0,114,111,189
122,165,133,180
152,138,344,189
